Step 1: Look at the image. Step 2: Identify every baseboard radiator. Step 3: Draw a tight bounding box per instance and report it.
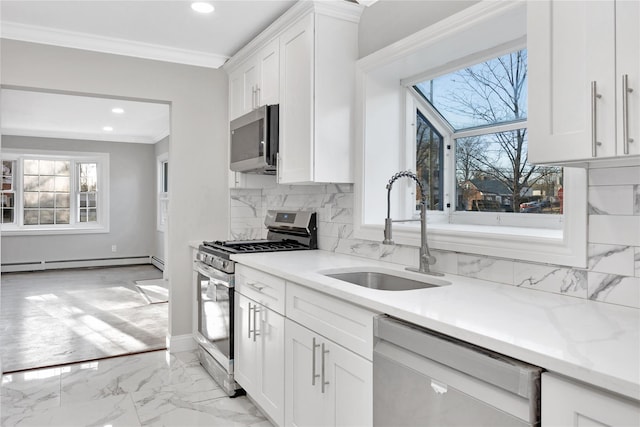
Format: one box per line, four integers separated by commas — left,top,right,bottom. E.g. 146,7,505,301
150,255,165,271
1,255,154,273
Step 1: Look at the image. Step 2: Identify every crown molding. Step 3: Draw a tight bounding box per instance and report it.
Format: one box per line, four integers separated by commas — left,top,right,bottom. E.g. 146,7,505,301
1,127,169,144
1,21,229,69
224,0,363,72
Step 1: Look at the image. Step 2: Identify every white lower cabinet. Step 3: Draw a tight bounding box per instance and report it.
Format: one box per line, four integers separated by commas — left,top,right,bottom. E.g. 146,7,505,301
542,372,640,427
235,292,285,426
284,318,372,427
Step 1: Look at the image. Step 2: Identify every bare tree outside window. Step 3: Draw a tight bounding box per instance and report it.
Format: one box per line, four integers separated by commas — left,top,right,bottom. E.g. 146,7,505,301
415,49,563,214
415,111,443,211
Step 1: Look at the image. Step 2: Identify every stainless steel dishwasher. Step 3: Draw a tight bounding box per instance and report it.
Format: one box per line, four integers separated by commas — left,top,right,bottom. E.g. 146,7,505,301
373,316,542,427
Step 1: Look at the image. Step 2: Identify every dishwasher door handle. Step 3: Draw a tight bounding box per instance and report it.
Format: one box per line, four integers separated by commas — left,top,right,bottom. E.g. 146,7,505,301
374,316,541,399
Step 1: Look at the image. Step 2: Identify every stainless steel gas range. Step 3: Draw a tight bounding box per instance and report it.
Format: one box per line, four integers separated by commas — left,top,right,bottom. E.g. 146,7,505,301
193,210,317,396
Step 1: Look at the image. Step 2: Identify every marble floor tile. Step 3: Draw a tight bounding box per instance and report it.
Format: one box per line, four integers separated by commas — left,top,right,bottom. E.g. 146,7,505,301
14,394,141,427
1,350,272,427
1,265,167,372
133,393,268,427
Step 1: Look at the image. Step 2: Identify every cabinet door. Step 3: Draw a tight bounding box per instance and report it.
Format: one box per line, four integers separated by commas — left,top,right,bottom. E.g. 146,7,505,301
324,334,373,426
285,319,325,427
258,39,280,107
285,319,373,427
279,14,314,184
616,0,640,157
528,1,616,163
542,373,640,426
257,307,285,426
243,61,259,115
234,293,258,394
229,68,245,121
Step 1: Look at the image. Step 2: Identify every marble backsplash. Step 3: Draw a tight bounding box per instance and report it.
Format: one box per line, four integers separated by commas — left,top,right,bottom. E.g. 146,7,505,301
230,165,640,310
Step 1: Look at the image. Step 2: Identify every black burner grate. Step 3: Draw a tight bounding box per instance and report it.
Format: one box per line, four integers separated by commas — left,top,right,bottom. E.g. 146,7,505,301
203,239,309,254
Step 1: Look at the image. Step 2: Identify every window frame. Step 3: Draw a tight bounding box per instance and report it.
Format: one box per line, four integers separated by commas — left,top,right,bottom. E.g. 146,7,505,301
353,1,587,267
1,159,17,225
408,83,564,231
157,153,169,232
1,149,110,235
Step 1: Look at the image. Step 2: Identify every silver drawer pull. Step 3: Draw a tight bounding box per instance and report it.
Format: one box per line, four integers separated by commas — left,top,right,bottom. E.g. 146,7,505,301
622,74,634,155
252,305,260,342
247,302,253,339
311,338,320,386
321,343,330,394
247,281,265,291
591,81,603,157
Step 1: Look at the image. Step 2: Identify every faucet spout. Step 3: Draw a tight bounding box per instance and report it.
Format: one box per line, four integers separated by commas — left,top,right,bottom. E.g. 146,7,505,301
382,171,443,277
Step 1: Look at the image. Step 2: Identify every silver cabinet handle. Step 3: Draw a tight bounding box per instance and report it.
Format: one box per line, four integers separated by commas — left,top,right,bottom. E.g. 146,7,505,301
276,153,282,184
247,302,253,339
247,281,265,292
251,86,257,110
252,305,260,342
591,81,603,157
321,343,330,394
311,338,320,386
256,86,261,107
622,74,634,155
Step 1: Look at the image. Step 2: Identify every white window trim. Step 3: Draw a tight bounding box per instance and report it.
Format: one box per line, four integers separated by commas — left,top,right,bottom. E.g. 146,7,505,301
157,152,168,232
1,148,110,236
353,1,587,267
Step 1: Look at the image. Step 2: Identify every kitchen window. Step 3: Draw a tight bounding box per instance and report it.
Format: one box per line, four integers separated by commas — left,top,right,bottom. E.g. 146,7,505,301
408,49,564,229
1,150,109,235
355,1,586,267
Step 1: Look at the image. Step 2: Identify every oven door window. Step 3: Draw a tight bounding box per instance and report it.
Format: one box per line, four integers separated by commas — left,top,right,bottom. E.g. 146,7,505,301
197,272,231,359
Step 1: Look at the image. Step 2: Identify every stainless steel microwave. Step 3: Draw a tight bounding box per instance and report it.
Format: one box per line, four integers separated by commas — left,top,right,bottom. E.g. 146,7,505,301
230,104,278,174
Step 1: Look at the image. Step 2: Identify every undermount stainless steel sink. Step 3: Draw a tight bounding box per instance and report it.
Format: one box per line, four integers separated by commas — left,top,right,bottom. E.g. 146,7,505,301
325,270,449,291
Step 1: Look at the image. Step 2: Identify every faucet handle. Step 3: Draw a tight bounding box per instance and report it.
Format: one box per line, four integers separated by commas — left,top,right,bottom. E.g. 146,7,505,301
422,254,436,265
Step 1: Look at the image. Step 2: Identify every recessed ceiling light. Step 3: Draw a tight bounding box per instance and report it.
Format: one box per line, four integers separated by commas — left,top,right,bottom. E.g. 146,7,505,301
103,126,114,132
111,107,124,114
191,2,214,14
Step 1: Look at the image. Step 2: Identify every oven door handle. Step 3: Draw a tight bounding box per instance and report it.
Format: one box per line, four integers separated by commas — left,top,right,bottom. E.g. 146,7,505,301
194,261,233,287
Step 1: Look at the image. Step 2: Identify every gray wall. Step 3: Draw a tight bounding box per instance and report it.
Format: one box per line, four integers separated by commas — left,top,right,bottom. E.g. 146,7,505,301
358,0,479,58
2,135,157,264
1,39,229,340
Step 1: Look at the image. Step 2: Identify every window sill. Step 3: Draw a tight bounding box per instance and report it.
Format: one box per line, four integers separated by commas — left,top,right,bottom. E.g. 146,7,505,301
1,225,109,236
354,221,586,268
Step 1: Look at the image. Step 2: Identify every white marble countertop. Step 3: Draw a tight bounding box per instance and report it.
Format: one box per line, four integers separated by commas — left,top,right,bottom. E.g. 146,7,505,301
231,250,640,401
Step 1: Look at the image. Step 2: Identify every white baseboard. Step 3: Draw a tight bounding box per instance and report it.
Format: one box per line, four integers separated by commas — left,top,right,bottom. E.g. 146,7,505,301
1,256,152,273
167,334,197,353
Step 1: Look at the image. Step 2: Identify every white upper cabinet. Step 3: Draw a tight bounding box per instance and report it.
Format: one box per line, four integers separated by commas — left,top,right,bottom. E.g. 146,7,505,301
228,40,280,121
257,39,280,109
615,0,640,159
528,0,640,164
225,1,363,184
278,8,360,184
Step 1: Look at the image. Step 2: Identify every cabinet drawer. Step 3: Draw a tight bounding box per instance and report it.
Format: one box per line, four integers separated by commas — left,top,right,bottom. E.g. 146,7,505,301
286,282,376,360
236,265,285,315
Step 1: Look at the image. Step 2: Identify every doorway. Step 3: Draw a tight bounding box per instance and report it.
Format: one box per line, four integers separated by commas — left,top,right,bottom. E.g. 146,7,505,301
0,88,171,372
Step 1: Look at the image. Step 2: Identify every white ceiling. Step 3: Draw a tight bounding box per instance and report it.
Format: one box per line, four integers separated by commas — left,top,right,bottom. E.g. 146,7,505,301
1,89,171,144
0,0,298,68
0,0,300,144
